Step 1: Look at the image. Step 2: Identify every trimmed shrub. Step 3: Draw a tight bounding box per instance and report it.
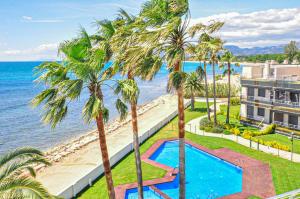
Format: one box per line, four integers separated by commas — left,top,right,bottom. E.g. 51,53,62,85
260,124,276,135
230,97,240,105
199,117,213,128
212,126,224,134
224,129,232,135
204,127,213,132
230,127,241,136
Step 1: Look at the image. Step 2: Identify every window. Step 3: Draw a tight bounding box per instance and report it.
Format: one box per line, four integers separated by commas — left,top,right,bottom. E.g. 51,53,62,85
247,105,254,117
290,92,299,103
257,108,265,117
274,112,283,122
247,87,254,96
289,114,298,126
258,88,266,97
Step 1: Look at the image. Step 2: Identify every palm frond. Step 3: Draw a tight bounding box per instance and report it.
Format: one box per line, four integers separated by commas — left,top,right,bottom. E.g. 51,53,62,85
114,80,139,103
115,99,128,121
82,94,102,123
0,177,56,199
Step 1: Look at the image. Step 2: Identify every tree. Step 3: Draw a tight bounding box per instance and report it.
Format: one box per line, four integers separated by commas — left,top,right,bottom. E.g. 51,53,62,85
133,1,198,198
220,50,239,124
188,21,224,121
204,37,224,126
284,41,298,64
0,147,54,199
109,9,145,199
184,71,204,110
32,28,136,199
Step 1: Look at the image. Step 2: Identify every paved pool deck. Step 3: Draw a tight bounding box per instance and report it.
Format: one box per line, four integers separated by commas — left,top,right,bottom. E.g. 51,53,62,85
115,138,276,199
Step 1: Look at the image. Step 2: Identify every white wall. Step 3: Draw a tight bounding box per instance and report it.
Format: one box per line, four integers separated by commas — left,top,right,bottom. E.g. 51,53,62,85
264,109,270,123
240,104,247,118
283,114,289,125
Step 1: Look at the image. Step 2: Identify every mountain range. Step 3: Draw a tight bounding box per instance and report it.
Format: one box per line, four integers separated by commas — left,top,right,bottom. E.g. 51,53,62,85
225,45,286,56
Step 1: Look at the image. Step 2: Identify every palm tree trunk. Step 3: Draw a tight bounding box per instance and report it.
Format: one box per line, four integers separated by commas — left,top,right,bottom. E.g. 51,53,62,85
191,92,195,111
226,62,231,124
128,73,144,199
96,112,116,199
174,60,185,199
212,61,217,126
204,62,211,121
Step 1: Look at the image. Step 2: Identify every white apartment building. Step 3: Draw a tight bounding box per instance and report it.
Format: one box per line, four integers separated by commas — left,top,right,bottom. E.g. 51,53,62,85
240,61,300,132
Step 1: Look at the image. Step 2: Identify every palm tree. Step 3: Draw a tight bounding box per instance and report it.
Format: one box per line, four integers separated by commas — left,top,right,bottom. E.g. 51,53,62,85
220,50,238,124
134,1,193,198
187,44,212,120
188,22,224,121
184,71,204,111
204,37,224,126
32,28,136,199
0,147,54,199
109,9,145,199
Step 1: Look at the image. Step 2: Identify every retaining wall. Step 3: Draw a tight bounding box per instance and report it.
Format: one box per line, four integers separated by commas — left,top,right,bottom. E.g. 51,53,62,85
58,100,191,199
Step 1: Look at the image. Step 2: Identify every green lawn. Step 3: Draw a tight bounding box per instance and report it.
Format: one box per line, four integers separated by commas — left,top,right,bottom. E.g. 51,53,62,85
78,102,300,199
218,104,258,132
258,133,300,154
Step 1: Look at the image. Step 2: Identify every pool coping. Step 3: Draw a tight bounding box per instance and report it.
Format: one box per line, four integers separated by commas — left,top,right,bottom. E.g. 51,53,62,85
115,138,275,199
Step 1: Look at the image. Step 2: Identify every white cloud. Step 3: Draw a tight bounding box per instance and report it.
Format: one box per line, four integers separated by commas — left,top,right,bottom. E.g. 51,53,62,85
21,16,63,23
0,43,59,61
190,8,300,47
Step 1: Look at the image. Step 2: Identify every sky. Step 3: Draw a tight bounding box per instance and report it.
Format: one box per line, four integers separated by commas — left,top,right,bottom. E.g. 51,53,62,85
0,0,300,61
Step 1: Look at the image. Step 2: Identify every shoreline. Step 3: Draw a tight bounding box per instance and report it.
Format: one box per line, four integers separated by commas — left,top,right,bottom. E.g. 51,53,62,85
39,94,170,168
37,75,240,170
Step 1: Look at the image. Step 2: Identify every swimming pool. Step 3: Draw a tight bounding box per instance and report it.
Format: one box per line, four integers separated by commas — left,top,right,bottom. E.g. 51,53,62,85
125,140,243,199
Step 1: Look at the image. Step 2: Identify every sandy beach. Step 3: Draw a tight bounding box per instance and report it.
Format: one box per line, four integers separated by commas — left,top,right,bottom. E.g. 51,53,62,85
36,94,186,196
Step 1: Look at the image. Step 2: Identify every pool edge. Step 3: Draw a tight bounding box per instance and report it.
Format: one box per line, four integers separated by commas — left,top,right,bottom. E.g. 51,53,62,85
115,138,275,199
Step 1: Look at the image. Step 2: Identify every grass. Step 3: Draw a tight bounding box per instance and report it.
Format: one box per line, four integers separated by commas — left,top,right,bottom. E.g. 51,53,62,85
258,133,300,154
78,102,300,199
220,104,300,154
217,104,258,132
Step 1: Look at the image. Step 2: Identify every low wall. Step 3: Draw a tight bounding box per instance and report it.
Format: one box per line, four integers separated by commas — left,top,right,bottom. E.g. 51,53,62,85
58,100,191,199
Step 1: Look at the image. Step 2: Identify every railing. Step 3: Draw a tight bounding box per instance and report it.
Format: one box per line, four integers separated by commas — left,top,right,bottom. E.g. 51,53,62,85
246,115,264,121
241,95,300,107
274,121,300,130
241,79,300,90
267,188,300,199
273,99,300,107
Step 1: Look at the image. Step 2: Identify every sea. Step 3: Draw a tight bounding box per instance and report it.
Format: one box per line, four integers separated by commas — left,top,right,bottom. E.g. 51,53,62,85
0,61,241,154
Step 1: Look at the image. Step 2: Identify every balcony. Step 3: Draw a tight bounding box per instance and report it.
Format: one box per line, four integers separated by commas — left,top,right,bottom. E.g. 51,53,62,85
241,95,300,108
241,79,300,90
274,121,300,130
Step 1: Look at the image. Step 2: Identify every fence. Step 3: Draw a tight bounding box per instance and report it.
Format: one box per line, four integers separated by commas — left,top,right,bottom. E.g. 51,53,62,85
267,188,300,199
58,100,191,199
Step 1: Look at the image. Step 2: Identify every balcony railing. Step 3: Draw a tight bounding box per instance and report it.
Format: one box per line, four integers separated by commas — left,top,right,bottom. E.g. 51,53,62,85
241,95,300,107
241,79,300,90
274,121,300,130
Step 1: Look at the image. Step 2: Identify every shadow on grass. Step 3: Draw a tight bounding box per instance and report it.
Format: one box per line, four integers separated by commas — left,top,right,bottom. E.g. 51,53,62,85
187,107,207,112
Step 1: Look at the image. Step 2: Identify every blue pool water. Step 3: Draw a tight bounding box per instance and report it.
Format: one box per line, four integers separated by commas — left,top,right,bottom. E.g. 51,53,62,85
125,187,162,199
0,61,241,154
125,141,242,199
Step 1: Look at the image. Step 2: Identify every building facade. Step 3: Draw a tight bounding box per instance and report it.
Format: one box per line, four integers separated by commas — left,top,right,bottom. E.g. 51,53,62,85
240,61,300,132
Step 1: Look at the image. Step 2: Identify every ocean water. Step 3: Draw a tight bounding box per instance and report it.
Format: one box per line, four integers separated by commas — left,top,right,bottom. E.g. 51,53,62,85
0,61,241,154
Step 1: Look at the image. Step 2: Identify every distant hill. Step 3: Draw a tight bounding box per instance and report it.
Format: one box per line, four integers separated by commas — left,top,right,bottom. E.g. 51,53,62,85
224,45,285,56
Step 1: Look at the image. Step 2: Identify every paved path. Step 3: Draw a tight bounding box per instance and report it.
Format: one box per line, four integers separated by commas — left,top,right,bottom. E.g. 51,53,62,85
185,102,300,163
36,95,189,197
